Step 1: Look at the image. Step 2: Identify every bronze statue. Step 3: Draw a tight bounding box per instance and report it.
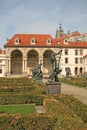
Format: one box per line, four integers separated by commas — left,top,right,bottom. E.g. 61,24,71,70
32,63,43,80
48,50,62,82
66,67,72,79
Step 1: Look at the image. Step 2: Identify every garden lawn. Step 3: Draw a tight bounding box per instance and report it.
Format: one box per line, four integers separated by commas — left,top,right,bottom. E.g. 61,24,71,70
0,104,36,114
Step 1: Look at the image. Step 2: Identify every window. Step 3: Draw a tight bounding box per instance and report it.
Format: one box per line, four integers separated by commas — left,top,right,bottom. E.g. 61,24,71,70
75,58,78,64
14,38,20,44
46,38,51,44
75,49,78,55
65,39,67,43
75,67,78,75
80,57,83,63
0,60,2,63
65,49,68,55
31,38,36,44
65,58,68,64
80,49,83,55
0,69,2,73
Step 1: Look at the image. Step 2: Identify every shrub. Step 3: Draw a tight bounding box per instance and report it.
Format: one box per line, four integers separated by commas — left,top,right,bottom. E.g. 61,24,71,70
53,94,87,124
0,114,54,130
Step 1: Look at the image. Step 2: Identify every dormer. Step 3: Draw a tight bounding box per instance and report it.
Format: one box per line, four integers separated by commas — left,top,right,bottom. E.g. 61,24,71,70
30,38,36,44
64,38,69,45
46,38,51,45
14,38,20,45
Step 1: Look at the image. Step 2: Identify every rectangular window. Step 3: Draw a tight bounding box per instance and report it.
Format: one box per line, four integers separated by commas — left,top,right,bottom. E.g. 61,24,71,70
75,49,78,55
75,58,78,64
65,49,68,55
0,60,2,63
65,58,68,64
80,49,83,55
0,69,2,73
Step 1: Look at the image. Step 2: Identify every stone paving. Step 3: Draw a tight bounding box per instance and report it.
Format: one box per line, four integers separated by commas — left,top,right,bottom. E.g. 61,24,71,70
35,105,45,113
61,83,87,105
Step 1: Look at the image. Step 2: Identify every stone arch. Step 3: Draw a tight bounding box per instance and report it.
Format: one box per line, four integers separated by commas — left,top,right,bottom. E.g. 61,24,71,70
27,50,39,75
11,50,22,74
43,50,54,74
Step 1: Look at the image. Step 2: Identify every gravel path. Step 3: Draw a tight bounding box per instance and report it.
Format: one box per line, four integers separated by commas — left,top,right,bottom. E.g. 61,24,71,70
61,83,87,105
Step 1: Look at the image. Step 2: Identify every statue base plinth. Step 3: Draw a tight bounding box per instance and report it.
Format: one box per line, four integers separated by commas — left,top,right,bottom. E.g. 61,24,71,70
46,82,61,94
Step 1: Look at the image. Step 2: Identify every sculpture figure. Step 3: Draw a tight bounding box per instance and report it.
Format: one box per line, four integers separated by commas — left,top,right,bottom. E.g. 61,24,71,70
66,67,72,79
32,63,43,80
48,50,62,82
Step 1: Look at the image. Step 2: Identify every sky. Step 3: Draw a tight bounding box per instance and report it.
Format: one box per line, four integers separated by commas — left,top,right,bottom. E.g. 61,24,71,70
0,0,87,48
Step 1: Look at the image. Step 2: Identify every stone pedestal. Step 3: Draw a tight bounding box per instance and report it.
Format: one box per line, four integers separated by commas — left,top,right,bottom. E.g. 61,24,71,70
46,82,61,94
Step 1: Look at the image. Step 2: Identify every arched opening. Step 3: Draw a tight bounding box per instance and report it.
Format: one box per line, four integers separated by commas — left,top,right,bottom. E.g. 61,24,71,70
43,50,53,74
11,50,22,74
80,67,83,76
75,67,78,76
27,50,39,75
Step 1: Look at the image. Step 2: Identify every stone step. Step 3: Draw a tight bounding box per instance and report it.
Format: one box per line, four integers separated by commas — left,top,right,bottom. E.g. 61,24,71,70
35,106,45,113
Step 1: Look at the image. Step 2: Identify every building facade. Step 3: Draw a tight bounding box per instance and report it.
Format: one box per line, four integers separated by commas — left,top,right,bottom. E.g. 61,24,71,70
4,34,61,77
2,26,87,78
3,33,87,78
0,49,5,77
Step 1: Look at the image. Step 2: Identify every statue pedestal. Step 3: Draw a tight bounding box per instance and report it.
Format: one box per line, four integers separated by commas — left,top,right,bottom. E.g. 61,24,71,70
46,82,61,94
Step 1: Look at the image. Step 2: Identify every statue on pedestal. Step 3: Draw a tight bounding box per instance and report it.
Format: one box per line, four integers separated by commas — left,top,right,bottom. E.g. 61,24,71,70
65,67,72,79
32,63,43,80
48,50,62,82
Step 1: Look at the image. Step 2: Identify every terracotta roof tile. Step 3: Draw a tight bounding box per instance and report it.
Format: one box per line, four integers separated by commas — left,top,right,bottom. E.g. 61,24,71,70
57,41,87,48
4,33,87,48
4,34,57,47
69,31,81,37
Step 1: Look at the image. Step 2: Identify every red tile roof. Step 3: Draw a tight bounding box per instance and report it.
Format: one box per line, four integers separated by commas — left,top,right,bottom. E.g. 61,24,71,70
4,34,57,47
57,41,87,48
69,31,81,37
4,33,87,48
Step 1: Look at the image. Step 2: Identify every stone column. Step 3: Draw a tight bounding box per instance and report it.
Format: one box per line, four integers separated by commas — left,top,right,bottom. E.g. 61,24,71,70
39,57,43,70
5,57,11,77
23,57,27,75
8,58,11,73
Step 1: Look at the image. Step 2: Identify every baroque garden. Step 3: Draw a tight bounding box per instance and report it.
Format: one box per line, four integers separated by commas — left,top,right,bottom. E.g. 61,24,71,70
0,25,87,130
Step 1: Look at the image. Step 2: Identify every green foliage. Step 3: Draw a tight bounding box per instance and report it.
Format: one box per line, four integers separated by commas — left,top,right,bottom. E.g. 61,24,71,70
60,77,86,87
44,96,87,130
53,94,87,124
0,78,87,129
0,114,54,130
0,94,44,105
0,78,45,105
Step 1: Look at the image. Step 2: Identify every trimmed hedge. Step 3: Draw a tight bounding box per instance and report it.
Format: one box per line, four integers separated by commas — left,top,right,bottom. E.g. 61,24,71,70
44,96,87,130
0,114,54,130
53,94,87,124
0,94,44,105
59,77,86,87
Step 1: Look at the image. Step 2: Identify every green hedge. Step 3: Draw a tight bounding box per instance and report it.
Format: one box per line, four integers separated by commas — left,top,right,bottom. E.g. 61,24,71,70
0,114,87,130
59,77,86,87
0,94,44,105
44,96,87,130
0,114,54,130
53,94,87,124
